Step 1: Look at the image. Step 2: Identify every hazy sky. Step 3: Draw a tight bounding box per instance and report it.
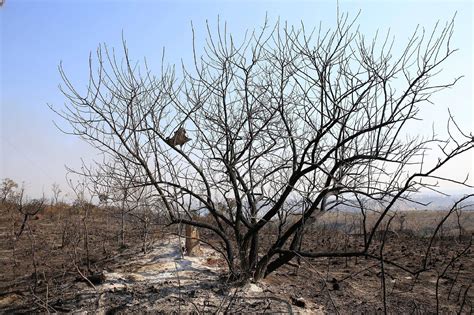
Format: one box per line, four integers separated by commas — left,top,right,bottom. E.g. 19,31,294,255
1,0,473,200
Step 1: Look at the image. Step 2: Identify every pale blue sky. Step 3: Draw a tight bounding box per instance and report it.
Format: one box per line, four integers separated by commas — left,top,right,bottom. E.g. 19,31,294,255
1,0,472,200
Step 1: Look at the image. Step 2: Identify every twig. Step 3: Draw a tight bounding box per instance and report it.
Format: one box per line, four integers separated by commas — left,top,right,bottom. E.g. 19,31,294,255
447,265,461,300
379,216,395,315
29,286,56,314
435,237,471,313
293,253,340,315
74,264,97,291
458,283,471,314
174,261,182,313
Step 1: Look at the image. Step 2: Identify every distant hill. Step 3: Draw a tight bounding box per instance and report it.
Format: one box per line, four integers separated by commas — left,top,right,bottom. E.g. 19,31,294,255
403,193,474,211
332,193,474,212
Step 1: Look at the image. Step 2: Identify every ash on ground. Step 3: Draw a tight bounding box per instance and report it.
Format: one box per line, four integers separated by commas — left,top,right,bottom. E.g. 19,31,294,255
1,236,320,314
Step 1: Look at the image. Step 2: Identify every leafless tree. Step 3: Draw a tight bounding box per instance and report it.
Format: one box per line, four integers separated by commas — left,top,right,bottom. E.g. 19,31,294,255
15,190,46,239
51,183,62,205
7,187,47,286
1,178,19,203
51,14,473,281
68,178,94,272
77,158,155,249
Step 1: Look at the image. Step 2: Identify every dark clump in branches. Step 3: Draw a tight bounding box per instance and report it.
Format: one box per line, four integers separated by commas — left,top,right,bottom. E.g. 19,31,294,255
165,127,192,147
51,12,473,284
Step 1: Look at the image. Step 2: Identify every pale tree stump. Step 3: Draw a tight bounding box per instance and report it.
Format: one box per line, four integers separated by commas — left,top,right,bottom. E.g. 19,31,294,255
185,225,202,256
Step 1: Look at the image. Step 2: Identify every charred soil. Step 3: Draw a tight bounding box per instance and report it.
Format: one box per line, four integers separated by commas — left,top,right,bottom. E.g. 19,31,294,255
0,206,472,313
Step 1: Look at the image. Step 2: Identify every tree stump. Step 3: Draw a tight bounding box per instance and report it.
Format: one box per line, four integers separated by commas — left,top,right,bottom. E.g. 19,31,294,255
185,225,202,256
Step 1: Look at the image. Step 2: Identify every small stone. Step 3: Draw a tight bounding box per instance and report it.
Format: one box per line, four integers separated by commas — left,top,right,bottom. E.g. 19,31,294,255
88,272,106,285
290,296,306,308
331,278,340,290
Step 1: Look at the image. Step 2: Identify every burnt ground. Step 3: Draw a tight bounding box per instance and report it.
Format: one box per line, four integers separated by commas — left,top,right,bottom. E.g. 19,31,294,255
264,233,473,314
0,206,473,313
0,234,310,314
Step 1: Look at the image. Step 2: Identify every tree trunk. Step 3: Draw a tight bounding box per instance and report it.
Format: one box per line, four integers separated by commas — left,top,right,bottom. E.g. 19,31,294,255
82,207,91,272
185,225,202,256
142,218,149,254
248,226,259,272
120,210,125,248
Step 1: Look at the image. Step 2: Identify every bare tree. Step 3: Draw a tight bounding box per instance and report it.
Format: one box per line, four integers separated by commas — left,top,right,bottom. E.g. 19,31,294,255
78,157,154,249
15,189,46,239
68,178,94,272
1,178,19,203
51,183,62,205
51,14,473,281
